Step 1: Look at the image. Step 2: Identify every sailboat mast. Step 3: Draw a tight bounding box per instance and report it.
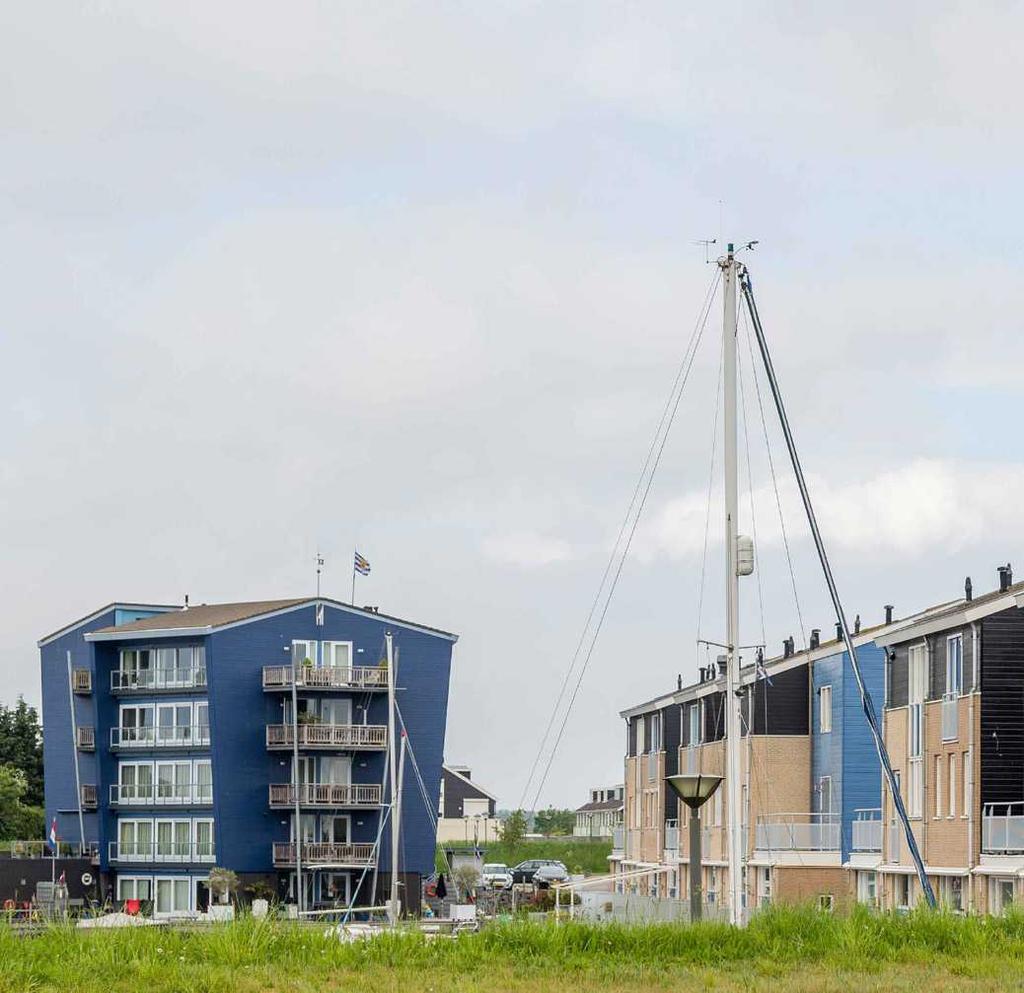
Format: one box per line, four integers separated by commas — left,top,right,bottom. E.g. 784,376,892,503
386,632,400,923
721,244,746,925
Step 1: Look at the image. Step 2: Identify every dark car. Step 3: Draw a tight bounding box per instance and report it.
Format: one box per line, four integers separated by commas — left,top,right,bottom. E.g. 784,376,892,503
510,859,564,885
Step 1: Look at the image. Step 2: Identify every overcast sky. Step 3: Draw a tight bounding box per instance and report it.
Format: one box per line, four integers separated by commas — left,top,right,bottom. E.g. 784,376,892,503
3,3,1023,809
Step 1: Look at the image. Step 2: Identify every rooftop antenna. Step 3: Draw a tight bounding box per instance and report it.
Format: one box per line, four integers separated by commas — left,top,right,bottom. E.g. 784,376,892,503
695,238,717,264
315,550,325,599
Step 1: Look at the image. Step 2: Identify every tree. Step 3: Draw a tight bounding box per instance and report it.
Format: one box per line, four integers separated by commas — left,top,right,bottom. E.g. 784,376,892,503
0,764,43,841
0,699,43,807
501,809,527,852
534,807,575,836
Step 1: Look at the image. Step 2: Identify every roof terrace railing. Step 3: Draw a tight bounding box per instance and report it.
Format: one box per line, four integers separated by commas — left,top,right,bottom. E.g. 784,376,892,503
262,665,389,691
111,664,207,694
851,808,882,852
265,724,387,750
756,812,839,852
983,802,1024,853
271,842,376,867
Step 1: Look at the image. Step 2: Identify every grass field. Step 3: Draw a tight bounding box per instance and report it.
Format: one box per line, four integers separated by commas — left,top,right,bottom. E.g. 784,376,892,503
439,838,613,875
4,906,1024,992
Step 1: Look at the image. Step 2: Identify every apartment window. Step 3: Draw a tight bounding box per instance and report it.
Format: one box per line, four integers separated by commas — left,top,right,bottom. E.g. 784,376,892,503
116,877,152,902
895,873,910,910
689,703,700,745
195,760,213,802
948,754,956,819
707,867,718,905
962,752,970,818
156,819,191,859
120,704,154,743
118,819,153,859
195,819,214,858
156,761,191,801
990,877,1015,915
907,644,926,818
119,762,154,802
649,713,662,752
156,703,193,744
857,870,877,906
934,756,943,819
758,867,772,908
292,640,318,666
819,685,833,734
323,641,353,668
155,877,191,916
946,635,963,697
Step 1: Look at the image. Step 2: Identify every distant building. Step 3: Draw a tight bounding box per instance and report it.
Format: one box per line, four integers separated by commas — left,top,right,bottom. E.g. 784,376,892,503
574,785,624,838
39,597,457,917
436,764,501,844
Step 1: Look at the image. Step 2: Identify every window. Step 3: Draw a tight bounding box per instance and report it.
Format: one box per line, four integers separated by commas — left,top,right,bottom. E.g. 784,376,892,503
323,641,353,669
194,820,214,859
156,761,191,802
117,877,152,901
946,635,963,697
818,893,834,913
319,872,350,904
321,814,349,844
895,874,910,910
934,756,943,819
819,685,833,734
649,713,662,752
707,867,718,905
991,877,1015,915
155,877,191,916
758,867,772,908
156,703,193,744
948,754,956,819
156,820,191,859
195,702,209,740
119,762,153,802
689,704,701,745
292,639,317,667
195,760,213,802
962,752,971,818
118,819,152,860
319,698,352,726
119,704,154,743
907,645,926,817
818,776,833,815
857,871,877,906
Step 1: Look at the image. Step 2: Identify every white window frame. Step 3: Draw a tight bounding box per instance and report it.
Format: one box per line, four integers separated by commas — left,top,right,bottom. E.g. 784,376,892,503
119,703,155,744
322,641,353,669
118,761,154,803
194,759,213,802
818,775,833,815
154,876,192,917
194,818,215,860
962,751,971,819
907,644,926,818
118,818,153,861
155,818,192,861
948,753,956,819
934,756,943,819
155,760,193,803
819,685,833,734
689,703,701,745
292,639,318,667
116,876,152,902
946,634,963,697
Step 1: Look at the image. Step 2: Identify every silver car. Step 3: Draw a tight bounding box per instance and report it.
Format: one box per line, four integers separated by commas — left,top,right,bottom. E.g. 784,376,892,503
532,862,569,887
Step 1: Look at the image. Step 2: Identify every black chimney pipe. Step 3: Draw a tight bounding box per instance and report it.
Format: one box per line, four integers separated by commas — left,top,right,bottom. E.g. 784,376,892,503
998,563,1013,593
677,673,683,691
884,604,894,625
854,614,861,634
783,636,794,658
835,622,843,641
809,629,820,650
965,577,973,602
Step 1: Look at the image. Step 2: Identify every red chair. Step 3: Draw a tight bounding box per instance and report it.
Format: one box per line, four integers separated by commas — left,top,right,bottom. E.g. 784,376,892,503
124,899,141,915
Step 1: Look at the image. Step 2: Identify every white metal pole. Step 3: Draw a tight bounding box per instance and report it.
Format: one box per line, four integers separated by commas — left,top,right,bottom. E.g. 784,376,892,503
386,633,400,923
66,651,87,854
722,245,745,926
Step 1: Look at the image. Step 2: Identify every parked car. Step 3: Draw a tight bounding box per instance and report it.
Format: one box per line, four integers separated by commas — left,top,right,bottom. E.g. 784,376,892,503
532,862,570,888
481,863,514,889
510,859,565,885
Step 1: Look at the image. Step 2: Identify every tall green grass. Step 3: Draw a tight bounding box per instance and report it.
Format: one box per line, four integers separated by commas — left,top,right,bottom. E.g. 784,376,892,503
3,906,1024,992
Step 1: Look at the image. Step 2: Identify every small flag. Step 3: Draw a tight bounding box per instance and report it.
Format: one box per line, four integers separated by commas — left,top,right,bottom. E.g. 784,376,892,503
315,604,324,627
49,818,58,848
58,871,66,887
354,551,371,576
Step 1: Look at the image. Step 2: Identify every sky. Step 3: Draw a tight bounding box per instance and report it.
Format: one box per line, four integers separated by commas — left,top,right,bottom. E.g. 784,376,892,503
3,2,1023,809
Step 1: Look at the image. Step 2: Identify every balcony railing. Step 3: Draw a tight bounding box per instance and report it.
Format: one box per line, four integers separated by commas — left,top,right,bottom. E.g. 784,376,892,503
851,808,882,852
272,842,376,867
80,785,98,809
110,726,211,749
268,783,382,808
110,783,214,806
7,840,98,859
265,724,387,750
76,726,95,751
111,665,208,694
983,802,1024,853
941,694,959,742
262,665,389,691
72,668,92,694
756,812,839,851
109,841,215,864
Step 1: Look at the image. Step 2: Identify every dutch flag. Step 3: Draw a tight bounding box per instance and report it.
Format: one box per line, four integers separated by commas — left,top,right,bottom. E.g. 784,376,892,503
49,818,58,850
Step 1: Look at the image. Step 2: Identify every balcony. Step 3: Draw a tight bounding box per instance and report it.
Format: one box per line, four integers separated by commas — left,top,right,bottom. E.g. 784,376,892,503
664,820,679,857
941,694,959,742
110,725,211,750
268,783,382,808
111,665,207,694
72,668,92,694
611,825,625,855
983,803,1024,853
80,785,98,809
851,808,882,852
272,842,376,867
265,723,387,751
8,840,98,859
756,813,839,851
110,783,213,807
888,819,902,862
262,665,388,692
76,726,95,751
109,841,215,864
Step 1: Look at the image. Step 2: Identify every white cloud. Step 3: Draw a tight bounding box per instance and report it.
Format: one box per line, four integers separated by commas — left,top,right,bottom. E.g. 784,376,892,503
482,532,574,569
638,460,1024,561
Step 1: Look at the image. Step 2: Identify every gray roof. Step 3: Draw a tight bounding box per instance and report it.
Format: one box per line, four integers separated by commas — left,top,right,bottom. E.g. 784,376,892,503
575,798,624,813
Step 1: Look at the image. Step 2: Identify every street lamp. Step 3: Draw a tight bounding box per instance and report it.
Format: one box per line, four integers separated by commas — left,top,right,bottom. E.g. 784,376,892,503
665,773,723,922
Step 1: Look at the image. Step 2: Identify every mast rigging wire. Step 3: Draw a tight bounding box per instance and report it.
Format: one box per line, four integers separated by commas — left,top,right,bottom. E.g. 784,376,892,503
738,263,936,909
525,273,721,813
518,270,721,811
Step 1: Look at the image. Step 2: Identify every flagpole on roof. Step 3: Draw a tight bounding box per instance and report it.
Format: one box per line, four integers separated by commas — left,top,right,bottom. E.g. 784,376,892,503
351,546,357,605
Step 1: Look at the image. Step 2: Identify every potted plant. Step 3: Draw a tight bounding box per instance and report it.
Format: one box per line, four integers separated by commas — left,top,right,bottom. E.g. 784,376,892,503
207,867,239,920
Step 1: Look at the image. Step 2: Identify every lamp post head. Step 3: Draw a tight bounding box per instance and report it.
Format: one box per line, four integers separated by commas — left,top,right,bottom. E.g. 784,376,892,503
665,773,724,810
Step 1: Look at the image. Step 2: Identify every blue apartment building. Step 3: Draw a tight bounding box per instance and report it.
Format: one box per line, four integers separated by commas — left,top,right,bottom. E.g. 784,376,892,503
39,598,456,916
